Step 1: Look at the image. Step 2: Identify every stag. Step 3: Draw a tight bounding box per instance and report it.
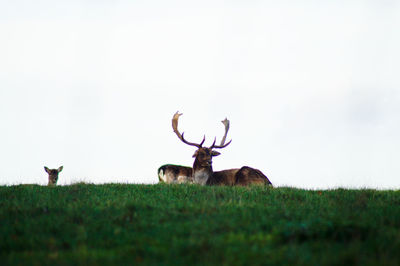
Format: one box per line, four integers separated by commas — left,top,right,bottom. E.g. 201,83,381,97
44,166,63,186
172,112,272,186
158,113,231,184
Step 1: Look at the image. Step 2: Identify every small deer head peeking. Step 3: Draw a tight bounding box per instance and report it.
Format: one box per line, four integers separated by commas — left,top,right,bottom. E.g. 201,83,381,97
44,166,63,186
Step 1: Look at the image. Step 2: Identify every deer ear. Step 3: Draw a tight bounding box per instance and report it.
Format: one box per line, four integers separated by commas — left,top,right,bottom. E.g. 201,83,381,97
212,151,221,157
58,166,63,172
44,167,50,174
192,151,198,158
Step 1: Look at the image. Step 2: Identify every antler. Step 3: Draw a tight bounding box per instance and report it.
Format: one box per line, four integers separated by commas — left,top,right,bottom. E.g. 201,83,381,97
220,118,230,146
209,118,232,149
209,137,232,149
172,111,205,148
172,111,183,139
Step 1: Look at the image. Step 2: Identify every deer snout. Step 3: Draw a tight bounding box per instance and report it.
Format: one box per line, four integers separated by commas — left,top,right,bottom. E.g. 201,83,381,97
204,159,212,166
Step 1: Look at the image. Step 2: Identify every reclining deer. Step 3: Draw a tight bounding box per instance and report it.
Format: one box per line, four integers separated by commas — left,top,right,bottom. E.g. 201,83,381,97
158,164,192,184
171,112,272,186
158,112,230,184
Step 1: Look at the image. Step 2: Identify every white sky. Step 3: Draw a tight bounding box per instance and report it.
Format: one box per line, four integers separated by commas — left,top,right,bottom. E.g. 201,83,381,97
1,0,399,189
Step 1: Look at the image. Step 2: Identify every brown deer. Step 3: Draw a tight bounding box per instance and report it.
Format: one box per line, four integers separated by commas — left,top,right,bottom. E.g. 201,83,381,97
172,112,273,186
44,166,63,186
158,113,231,184
158,164,193,183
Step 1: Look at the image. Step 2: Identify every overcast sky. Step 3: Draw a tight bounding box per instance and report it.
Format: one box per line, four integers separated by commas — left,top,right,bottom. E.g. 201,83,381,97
1,1,399,188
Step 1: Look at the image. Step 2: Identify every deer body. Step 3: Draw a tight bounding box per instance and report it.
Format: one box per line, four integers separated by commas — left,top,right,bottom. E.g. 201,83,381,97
158,164,193,183
191,148,238,185
171,112,273,187
193,168,240,186
191,146,272,186
206,169,239,186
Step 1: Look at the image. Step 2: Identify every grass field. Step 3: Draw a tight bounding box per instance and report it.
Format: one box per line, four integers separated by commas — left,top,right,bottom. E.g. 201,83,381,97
1,184,400,265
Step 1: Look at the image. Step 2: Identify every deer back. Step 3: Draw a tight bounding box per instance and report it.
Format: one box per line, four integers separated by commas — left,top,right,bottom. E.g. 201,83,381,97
158,164,193,183
234,166,272,186
205,168,239,186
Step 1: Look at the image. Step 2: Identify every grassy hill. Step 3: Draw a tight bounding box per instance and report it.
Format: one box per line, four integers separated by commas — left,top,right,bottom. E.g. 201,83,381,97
1,184,400,265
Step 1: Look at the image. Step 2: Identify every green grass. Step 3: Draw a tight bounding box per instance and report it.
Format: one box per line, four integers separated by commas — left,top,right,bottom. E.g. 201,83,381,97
1,184,400,265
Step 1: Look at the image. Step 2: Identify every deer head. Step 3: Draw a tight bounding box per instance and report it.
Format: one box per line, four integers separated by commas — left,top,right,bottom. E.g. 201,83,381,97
172,112,231,184
44,166,63,186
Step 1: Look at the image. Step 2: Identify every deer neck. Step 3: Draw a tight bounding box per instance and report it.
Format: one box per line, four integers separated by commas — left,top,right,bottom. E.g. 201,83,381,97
192,159,213,185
